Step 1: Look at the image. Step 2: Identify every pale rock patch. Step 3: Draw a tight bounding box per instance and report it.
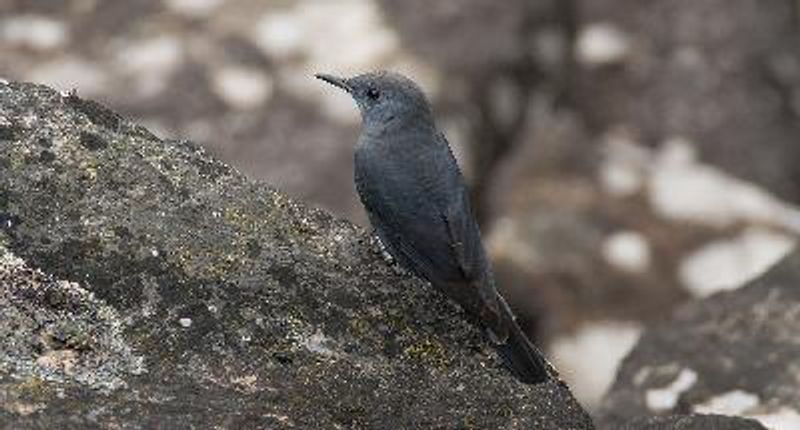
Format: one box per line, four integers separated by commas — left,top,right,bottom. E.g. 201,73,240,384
644,368,698,412
29,58,108,96
602,230,652,273
679,227,795,298
551,321,642,410
1,15,68,50
212,66,274,109
577,23,631,66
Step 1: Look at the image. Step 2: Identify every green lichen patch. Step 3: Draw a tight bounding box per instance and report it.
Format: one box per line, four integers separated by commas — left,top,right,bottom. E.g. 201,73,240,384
403,338,452,369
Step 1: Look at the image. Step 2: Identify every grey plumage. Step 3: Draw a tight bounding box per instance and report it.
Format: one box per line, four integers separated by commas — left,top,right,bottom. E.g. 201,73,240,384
316,71,550,384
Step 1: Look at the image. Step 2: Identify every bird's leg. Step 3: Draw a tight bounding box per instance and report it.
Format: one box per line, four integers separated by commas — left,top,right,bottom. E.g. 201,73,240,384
370,231,408,275
370,230,395,264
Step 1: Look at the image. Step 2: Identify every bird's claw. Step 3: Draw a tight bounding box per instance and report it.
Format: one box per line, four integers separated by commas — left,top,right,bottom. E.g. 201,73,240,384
371,232,407,274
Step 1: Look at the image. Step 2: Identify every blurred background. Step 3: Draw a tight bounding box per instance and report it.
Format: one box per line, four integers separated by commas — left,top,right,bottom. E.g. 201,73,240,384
2,0,800,412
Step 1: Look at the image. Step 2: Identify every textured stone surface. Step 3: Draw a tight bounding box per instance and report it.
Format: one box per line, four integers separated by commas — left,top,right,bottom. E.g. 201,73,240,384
599,249,800,428
618,414,767,430
0,81,593,428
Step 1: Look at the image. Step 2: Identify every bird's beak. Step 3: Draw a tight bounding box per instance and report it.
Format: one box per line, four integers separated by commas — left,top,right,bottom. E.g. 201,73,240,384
315,73,352,93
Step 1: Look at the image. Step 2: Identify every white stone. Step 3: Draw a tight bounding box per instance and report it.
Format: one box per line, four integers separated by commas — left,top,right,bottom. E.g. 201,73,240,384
253,11,305,59
679,227,795,298
693,390,760,415
178,318,192,328
1,15,68,50
645,368,698,412
750,407,800,430
602,230,652,273
212,67,274,110
599,134,650,197
164,0,224,17
577,23,631,66
116,36,183,75
648,137,800,232
29,58,107,96
601,160,643,197
551,321,642,411
114,36,185,98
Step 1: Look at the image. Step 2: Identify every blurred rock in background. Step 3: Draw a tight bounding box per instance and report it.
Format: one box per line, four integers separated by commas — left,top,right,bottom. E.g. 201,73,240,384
2,0,799,420
598,249,800,429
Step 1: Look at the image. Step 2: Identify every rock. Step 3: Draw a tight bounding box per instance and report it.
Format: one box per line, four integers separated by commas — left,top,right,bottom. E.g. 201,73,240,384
0,81,594,428
618,414,767,430
598,249,800,428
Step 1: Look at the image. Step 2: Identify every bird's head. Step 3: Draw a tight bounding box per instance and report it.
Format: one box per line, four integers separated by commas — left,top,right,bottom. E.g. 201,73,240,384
315,71,433,129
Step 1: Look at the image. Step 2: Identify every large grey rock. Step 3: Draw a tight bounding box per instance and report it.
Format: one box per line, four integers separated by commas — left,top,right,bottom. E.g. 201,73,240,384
618,415,766,430
0,81,594,429
599,249,800,428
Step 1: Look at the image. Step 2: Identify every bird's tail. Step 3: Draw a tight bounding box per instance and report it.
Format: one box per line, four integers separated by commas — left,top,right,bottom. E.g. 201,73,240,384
492,296,552,384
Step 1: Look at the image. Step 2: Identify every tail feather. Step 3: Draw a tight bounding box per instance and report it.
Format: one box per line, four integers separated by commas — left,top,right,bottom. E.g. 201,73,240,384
492,297,551,384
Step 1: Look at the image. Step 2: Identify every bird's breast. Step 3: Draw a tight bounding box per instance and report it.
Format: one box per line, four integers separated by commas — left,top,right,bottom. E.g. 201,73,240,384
356,139,442,201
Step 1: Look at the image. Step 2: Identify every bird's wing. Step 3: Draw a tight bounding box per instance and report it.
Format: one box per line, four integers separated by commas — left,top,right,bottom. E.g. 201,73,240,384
356,130,504,332
433,132,490,282
434,133,502,318
355,156,442,283
355,131,496,300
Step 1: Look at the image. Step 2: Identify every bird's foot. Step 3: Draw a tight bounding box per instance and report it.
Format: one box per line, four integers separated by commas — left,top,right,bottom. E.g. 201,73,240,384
369,232,391,260
370,233,405,274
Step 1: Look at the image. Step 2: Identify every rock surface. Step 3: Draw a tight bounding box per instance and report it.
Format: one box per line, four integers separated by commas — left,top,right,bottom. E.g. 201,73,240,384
618,414,767,430
599,249,800,429
0,81,594,428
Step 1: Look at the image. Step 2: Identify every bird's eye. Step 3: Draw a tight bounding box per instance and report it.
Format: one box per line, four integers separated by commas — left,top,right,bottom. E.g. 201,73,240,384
366,87,380,100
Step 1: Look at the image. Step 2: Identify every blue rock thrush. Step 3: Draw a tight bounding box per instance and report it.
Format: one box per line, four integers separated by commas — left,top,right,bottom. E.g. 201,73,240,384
316,71,550,384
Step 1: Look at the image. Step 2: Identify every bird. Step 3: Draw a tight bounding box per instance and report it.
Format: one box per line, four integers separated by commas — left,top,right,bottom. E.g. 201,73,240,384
316,71,550,384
